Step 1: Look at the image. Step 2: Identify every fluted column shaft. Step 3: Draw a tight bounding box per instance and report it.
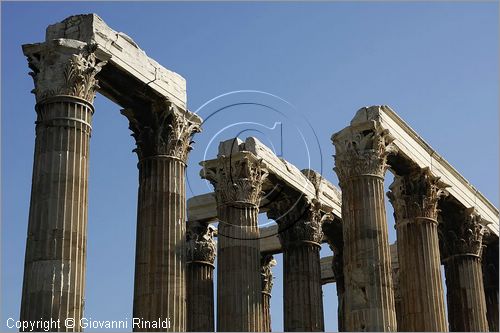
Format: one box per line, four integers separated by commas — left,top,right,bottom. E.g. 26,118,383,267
387,169,448,331
187,263,214,331
268,198,325,332
283,243,324,331
123,100,201,332
186,222,216,332
391,259,403,328
262,293,271,332
440,208,489,332
483,241,499,332
445,255,488,331
332,116,397,332
323,219,345,332
21,42,106,331
217,204,263,331
341,175,396,331
333,249,345,332
133,157,186,331
201,152,268,332
261,255,276,332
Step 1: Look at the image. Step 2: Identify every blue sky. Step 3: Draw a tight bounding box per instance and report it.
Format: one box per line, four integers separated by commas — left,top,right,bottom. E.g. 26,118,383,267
1,1,498,332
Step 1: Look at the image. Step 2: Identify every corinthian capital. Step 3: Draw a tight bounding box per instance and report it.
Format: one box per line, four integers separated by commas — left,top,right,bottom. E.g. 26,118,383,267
186,222,216,265
440,208,489,259
268,196,324,247
122,99,201,162
24,40,107,104
388,167,449,222
261,255,277,295
332,106,395,182
201,153,268,207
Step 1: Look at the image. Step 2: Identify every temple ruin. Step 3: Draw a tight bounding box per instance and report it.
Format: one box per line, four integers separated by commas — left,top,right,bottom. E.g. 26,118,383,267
20,14,498,332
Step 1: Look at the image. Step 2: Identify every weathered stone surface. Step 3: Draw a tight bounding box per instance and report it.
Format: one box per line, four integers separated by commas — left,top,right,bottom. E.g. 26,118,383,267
482,239,499,332
189,138,341,254
332,110,397,331
354,105,498,236
187,222,216,265
43,14,187,108
261,255,276,332
124,100,200,331
389,244,403,329
186,222,216,332
387,167,448,331
267,196,325,332
24,40,107,103
20,42,105,332
22,13,202,332
440,207,489,332
121,99,201,162
322,218,345,331
201,148,268,332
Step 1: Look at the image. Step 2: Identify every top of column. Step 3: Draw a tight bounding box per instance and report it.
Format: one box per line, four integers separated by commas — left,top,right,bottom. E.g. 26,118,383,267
22,13,198,121
331,105,395,181
200,138,269,207
331,105,499,236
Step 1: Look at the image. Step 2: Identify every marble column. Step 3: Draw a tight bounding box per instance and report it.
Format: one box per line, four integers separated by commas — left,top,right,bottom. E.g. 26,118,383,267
268,197,325,332
261,255,276,332
482,239,499,332
323,219,345,332
201,154,268,332
387,168,448,331
440,208,489,332
20,42,106,331
332,118,397,331
186,222,216,332
122,100,201,332
390,250,403,329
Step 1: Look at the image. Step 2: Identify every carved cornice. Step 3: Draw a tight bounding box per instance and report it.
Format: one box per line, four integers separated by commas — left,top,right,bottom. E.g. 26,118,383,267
186,222,216,265
387,167,449,222
261,255,276,295
332,120,394,182
122,100,201,162
201,154,268,207
439,208,489,259
268,197,324,247
26,43,107,104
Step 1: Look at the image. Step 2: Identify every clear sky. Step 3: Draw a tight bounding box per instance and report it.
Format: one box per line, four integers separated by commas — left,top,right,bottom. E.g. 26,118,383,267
1,1,498,332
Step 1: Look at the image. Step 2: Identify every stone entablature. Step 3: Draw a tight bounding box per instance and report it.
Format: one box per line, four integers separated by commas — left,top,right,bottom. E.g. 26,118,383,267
356,105,498,236
43,14,187,108
20,13,500,333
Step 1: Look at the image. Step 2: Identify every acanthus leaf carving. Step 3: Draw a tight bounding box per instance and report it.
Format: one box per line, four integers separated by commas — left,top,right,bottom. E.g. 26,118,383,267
261,254,276,295
186,222,216,265
27,43,107,104
387,167,449,222
439,208,489,259
333,123,394,182
121,99,201,162
268,196,324,247
201,154,268,206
